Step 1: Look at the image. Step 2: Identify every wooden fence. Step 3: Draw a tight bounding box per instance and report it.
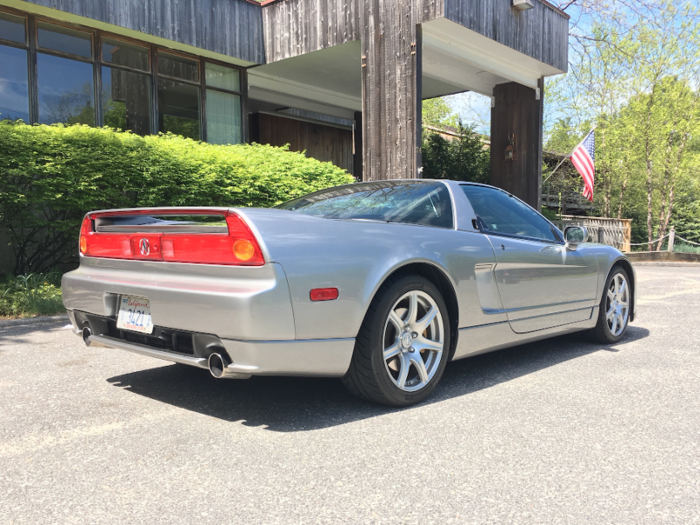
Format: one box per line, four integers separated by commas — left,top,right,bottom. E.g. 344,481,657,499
554,216,632,253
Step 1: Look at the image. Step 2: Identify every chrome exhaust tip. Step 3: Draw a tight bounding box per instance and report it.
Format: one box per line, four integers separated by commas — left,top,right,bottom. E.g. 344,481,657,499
82,327,92,346
208,352,230,378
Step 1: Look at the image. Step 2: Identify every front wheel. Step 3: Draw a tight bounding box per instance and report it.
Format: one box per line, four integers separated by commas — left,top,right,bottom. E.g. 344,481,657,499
590,266,631,344
342,275,450,407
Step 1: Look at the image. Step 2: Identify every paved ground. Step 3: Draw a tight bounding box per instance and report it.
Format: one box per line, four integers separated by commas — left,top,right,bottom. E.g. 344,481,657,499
1,266,699,524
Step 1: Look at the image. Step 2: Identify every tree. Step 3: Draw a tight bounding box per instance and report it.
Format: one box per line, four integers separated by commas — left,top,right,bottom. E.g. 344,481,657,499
421,123,489,184
422,98,458,128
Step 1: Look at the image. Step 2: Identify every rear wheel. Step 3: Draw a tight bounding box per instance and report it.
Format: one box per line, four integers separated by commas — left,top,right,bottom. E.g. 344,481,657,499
590,266,631,344
342,275,450,407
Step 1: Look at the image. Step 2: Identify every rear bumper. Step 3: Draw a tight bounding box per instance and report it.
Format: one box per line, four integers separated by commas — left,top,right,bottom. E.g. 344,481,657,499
68,310,355,377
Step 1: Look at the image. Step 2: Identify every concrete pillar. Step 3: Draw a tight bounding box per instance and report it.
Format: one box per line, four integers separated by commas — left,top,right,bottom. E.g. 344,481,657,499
360,1,422,181
490,79,544,209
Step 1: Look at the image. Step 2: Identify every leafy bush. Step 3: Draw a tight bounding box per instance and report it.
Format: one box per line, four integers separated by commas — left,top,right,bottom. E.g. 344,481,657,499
421,124,489,184
0,121,355,274
0,273,64,318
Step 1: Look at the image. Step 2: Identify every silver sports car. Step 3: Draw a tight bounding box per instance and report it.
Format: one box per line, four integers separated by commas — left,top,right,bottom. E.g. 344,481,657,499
62,180,635,406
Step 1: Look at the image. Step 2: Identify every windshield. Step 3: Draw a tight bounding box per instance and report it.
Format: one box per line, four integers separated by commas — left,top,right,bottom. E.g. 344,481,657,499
276,181,454,229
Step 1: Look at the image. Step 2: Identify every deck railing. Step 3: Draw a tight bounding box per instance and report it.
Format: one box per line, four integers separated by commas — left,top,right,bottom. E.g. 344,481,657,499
554,216,632,252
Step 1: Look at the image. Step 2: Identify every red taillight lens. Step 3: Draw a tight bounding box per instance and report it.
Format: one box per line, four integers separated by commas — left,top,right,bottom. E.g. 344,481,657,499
310,288,339,301
79,211,265,266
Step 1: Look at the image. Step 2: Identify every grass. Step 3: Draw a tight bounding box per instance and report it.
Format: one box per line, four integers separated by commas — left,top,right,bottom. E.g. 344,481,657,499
672,242,700,254
0,272,65,319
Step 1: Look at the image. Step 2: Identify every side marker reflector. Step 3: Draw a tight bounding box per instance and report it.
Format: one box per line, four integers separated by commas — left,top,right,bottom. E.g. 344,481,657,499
310,288,339,302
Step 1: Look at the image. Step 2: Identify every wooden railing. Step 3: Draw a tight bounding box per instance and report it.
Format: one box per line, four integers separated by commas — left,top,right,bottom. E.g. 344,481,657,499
554,216,632,252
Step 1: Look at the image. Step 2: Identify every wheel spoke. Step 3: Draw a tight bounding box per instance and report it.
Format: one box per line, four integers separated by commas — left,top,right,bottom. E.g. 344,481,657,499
406,292,418,325
618,279,627,299
411,355,429,384
606,306,615,320
413,306,438,333
611,315,618,334
388,310,404,331
396,354,410,389
384,342,401,361
414,336,442,353
607,289,615,302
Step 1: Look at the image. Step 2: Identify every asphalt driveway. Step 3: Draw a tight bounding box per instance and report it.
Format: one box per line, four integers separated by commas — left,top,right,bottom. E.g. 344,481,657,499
1,265,699,524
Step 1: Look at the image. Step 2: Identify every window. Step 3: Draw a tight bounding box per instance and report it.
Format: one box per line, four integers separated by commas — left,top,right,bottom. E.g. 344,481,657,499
205,63,241,145
278,181,454,229
0,8,245,141
462,185,558,242
0,12,29,123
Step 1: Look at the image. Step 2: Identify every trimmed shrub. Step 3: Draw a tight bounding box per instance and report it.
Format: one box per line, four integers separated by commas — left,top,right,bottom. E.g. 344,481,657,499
0,122,355,274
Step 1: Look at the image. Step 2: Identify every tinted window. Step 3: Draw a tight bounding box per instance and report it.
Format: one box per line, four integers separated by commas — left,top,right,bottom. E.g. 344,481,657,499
102,66,151,135
0,45,29,122
102,38,149,71
0,11,26,44
158,52,198,82
462,185,557,242
37,53,94,125
206,89,241,144
157,78,200,139
205,62,239,91
278,182,454,229
38,22,91,58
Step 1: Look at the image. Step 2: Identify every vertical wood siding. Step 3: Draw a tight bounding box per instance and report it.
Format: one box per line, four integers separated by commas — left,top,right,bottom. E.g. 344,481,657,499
444,0,568,72
253,113,354,174
490,81,544,208
21,0,265,64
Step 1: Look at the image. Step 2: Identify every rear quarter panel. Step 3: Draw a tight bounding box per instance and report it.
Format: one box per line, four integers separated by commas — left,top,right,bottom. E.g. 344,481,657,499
238,208,500,340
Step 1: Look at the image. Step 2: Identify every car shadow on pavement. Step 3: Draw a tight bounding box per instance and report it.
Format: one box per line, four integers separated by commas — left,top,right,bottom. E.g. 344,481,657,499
106,325,649,432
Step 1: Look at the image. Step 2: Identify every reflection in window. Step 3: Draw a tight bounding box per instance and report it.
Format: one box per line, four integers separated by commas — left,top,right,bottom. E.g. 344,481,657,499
157,78,200,140
0,45,29,122
102,67,151,135
37,53,94,125
38,22,91,58
102,38,148,71
206,90,241,144
0,11,26,44
158,52,198,82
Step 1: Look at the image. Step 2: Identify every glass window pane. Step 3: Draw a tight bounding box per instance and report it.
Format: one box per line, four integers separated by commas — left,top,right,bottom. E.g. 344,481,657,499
205,63,239,92
158,52,198,82
206,90,241,145
461,185,557,242
37,53,94,125
277,182,455,229
0,11,26,44
102,38,149,72
38,22,92,58
102,66,151,135
0,45,29,122
158,78,200,140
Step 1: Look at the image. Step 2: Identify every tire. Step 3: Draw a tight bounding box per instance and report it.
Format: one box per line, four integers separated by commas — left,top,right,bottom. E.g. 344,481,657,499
342,275,450,407
589,265,632,344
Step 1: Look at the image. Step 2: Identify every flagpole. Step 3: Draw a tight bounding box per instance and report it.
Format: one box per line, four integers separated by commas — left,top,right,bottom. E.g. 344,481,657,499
542,154,570,185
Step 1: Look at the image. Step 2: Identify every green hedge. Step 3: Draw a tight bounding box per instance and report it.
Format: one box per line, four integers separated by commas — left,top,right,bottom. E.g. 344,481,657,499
0,122,355,274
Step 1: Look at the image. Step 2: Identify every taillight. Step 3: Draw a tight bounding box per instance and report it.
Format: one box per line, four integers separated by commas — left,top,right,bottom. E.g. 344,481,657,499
79,211,265,266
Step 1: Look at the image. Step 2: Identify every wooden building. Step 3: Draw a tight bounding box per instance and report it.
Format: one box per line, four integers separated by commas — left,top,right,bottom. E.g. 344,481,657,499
0,0,569,208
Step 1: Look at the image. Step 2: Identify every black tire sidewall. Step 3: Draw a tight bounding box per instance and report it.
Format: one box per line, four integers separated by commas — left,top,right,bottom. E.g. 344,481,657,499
366,275,451,406
595,266,631,343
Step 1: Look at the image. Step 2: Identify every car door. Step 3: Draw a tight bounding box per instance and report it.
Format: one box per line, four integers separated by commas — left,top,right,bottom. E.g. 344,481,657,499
461,185,598,334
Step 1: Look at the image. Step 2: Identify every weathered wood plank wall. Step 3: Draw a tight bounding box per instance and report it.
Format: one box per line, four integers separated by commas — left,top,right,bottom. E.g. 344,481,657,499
252,113,354,174
443,0,568,71
20,0,265,64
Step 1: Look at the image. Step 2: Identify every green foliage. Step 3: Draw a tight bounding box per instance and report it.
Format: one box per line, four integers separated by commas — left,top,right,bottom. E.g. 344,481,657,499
540,207,558,221
422,98,458,128
421,124,489,184
0,121,355,274
0,273,64,318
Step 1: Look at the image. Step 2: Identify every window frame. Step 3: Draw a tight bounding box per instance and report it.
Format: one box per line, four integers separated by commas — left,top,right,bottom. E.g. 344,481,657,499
460,183,564,245
0,6,247,142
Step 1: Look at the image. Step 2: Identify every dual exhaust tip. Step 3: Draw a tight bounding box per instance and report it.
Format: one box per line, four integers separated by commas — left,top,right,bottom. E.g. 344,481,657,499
82,324,235,380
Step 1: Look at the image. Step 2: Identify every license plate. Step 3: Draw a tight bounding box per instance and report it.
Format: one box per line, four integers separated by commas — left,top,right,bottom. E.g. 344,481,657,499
116,295,154,334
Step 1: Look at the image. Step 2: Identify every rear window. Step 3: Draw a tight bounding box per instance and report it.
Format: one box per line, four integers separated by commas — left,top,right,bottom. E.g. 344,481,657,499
277,181,454,229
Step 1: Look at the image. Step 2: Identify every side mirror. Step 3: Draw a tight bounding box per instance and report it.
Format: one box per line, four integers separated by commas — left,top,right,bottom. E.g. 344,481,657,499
564,226,588,249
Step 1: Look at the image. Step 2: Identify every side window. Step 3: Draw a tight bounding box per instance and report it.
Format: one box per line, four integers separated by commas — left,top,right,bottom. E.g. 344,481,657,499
461,185,557,242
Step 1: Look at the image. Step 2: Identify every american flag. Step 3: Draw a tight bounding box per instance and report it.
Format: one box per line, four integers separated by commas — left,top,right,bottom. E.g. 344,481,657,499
570,130,595,202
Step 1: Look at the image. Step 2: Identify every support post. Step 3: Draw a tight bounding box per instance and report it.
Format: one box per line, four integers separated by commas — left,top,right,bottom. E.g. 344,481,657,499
353,111,363,180
490,79,544,209
361,2,422,181
668,226,675,252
